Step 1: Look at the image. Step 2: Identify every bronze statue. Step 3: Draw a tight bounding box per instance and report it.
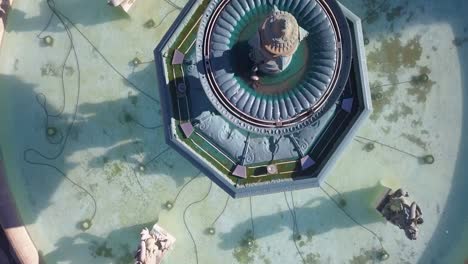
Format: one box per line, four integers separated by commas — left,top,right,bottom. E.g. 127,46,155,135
379,189,423,240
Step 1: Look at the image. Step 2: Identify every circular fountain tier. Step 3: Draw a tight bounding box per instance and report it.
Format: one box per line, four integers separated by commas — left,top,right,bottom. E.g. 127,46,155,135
196,0,352,135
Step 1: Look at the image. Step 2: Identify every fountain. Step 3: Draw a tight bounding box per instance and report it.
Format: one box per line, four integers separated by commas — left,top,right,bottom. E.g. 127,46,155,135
154,0,371,197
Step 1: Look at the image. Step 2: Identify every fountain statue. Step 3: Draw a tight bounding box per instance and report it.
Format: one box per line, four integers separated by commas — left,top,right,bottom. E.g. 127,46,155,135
249,6,309,77
377,188,424,240
134,224,175,264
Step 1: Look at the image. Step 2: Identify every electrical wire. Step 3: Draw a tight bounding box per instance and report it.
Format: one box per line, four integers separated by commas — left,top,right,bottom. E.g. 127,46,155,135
183,181,212,264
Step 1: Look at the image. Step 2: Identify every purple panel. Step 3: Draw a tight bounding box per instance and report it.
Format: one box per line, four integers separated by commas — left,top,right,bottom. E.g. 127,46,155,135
341,98,354,113
300,156,316,171
172,49,185,65
180,122,194,138
232,165,247,179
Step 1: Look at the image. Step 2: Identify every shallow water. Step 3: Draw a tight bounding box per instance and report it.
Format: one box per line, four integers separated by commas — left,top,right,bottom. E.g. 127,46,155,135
0,0,467,263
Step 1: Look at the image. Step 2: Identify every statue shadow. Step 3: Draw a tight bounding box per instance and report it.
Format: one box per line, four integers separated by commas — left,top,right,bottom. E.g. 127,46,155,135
206,40,254,82
218,185,386,250
41,221,155,264
188,40,254,119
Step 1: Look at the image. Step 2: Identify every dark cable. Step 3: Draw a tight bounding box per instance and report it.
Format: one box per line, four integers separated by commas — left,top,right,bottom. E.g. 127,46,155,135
24,0,98,222
320,185,385,250
141,147,171,167
152,9,178,29
355,135,419,159
132,119,163,130
323,181,346,201
173,172,202,205
163,0,183,10
284,192,306,264
131,147,173,195
249,196,255,237
290,192,300,234
372,79,414,89
131,167,146,196
24,152,97,221
36,11,55,39
48,0,161,104
211,195,230,226
183,181,212,264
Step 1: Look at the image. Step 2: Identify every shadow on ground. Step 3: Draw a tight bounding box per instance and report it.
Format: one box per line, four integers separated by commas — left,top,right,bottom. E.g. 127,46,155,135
42,221,155,264
218,185,385,250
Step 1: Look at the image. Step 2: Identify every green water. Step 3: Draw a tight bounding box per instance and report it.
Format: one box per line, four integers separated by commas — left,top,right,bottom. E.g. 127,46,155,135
0,0,467,263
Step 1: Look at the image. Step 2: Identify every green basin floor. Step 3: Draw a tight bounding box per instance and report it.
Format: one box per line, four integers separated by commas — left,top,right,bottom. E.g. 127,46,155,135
0,0,467,263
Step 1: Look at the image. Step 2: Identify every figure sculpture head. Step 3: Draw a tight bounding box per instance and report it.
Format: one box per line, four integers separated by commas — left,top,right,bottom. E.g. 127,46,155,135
260,7,300,57
249,6,309,75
